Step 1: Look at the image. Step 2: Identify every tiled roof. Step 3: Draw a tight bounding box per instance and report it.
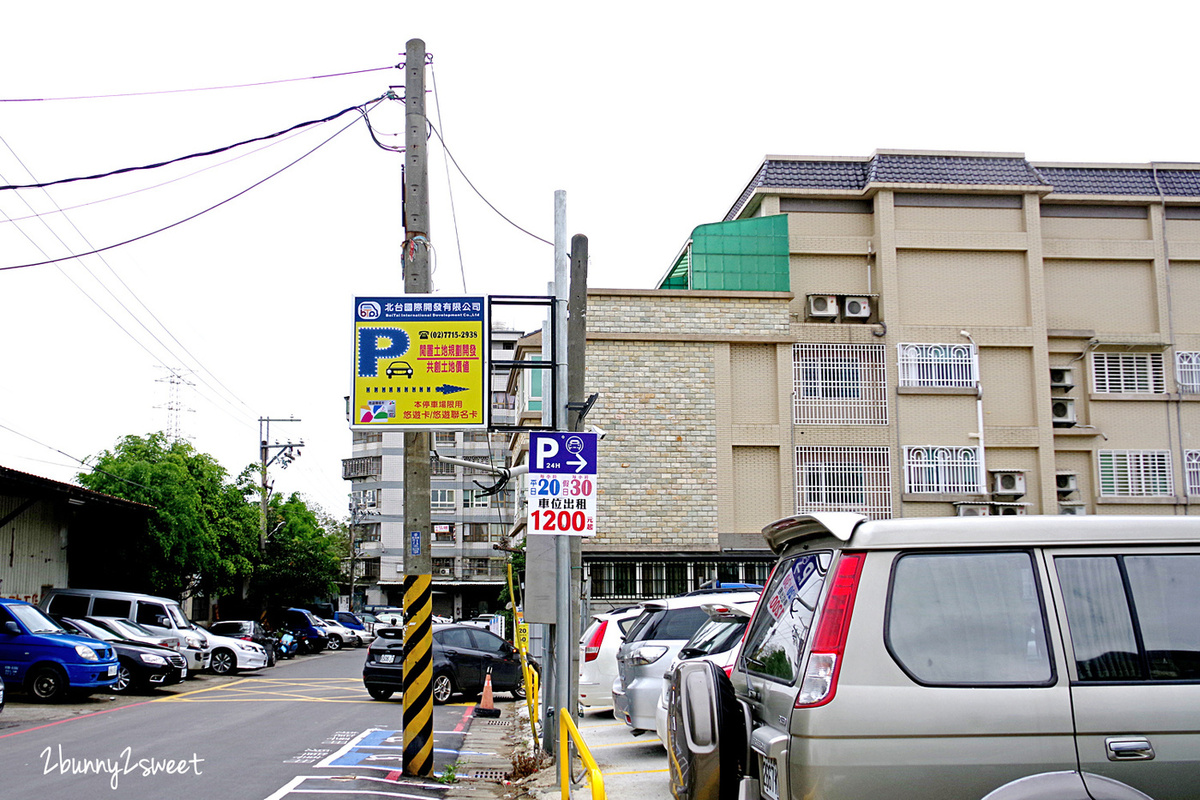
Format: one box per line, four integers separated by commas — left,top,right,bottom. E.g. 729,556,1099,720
726,153,1200,219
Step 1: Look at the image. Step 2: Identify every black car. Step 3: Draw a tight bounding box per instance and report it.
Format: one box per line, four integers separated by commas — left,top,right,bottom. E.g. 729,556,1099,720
208,620,277,667
58,618,186,694
363,623,536,704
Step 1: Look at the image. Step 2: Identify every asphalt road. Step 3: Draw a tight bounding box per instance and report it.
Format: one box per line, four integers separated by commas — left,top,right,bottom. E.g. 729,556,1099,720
0,644,477,799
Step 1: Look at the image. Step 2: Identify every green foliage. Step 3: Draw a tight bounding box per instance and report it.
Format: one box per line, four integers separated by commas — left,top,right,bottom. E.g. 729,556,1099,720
255,492,343,608
78,432,342,609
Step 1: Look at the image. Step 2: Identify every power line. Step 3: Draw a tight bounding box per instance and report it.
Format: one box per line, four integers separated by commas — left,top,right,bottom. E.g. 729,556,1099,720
429,64,469,293
0,105,375,272
0,96,385,192
426,120,553,247
0,421,151,491
0,64,400,103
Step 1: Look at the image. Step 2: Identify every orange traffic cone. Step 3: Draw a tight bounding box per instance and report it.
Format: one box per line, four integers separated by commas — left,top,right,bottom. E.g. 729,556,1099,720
474,670,501,717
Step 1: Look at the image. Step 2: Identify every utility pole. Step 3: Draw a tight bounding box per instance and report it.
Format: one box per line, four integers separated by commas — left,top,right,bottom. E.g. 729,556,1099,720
258,417,304,553
400,37,434,780
567,233,588,716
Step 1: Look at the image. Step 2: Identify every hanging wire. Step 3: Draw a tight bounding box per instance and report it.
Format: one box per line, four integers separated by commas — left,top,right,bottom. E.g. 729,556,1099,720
429,63,469,292
0,64,401,103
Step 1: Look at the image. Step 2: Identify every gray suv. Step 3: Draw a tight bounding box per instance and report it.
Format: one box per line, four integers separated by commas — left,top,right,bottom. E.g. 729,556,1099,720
665,513,1200,800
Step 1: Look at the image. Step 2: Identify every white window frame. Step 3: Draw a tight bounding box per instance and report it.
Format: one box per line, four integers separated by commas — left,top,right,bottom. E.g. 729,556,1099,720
1098,450,1173,497
1186,451,1200,496
462,489,490,509
897,343,977,388
796,446,892,519
1176,352,1200,394
430,489,457,512
1091,352,1165,394
793,343,888,425
904,446,981,494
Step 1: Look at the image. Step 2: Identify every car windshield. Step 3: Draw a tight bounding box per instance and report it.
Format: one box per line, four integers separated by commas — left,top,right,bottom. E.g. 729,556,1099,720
10,603,65,634
101,618,155,638
71,619,119,641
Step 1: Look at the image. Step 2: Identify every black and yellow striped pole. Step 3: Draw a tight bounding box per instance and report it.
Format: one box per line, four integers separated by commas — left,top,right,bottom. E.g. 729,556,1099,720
402,573,434,775
401,37,434,780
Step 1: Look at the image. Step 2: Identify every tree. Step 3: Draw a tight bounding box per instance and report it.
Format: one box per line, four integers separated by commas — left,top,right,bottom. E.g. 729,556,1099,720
255,492,342,609
78,432,255,599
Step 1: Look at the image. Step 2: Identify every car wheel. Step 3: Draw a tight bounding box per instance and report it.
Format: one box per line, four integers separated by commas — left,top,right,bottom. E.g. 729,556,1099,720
28,665,68,702
266,648,276,667
210,648,237,676
368,686,394,701
432,673,454,705
112,661,137,694
327,635,342,651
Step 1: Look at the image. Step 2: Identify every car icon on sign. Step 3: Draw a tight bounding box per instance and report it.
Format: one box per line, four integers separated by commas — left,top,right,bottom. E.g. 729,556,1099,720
385,361,414,379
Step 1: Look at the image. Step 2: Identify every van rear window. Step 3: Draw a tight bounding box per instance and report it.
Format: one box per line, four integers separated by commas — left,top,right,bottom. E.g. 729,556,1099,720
742,551,832,683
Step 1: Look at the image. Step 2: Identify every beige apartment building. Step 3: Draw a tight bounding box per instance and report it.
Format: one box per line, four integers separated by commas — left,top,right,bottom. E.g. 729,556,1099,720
575,150,1200,605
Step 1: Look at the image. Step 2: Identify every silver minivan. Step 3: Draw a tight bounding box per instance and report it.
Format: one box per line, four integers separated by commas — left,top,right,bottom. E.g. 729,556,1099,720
40,588,211,674
666,513,1200,800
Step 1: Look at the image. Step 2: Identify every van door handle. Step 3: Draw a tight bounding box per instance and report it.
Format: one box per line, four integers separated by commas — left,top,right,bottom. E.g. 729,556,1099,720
1106,737,1155,761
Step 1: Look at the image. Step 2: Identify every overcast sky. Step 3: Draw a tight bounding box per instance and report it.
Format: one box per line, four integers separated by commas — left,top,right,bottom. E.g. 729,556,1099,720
2,1,1198,519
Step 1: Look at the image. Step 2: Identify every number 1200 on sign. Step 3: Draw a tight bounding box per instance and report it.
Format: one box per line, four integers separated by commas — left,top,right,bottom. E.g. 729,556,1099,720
526,474,597,536
531,509,593,533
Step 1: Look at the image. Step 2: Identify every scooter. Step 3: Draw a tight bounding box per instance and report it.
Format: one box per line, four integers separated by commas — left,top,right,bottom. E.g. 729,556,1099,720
275,630,298,660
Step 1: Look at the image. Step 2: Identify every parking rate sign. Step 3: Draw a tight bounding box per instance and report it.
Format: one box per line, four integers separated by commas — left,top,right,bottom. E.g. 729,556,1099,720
527,432,598,537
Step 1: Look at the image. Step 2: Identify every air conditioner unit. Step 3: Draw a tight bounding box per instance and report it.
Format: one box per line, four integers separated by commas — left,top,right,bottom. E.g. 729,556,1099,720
956,503,992,517
807,294,839,319
1055,473,1079,497
842,296,872,319
1051,398,1077,427
993,504,1028,516
990,469,1027,498
438,568,452,576
1059,504,1087,516
1049,366,1075,391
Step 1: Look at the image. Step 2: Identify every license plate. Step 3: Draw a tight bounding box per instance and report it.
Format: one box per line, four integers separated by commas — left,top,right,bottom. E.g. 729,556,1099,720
107,664,118,677
761,757,778,800
379,654,395,664
181,667,187,678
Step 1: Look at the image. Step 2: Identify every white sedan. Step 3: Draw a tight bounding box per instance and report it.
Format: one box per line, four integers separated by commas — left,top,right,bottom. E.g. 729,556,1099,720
199,629,270,675
323,619,368,648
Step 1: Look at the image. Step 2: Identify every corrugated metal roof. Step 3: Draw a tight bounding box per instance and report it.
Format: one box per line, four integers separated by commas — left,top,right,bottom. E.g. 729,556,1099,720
726,153,1200,220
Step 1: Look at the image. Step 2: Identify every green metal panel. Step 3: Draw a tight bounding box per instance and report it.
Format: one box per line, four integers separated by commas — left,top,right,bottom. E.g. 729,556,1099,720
656,215,789,291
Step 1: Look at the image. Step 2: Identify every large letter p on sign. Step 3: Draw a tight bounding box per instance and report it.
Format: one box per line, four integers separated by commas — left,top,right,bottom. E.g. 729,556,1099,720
536,437,559,470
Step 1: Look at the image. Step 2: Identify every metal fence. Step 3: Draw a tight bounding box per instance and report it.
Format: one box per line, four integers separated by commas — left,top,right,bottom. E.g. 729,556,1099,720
904,446,981,494
793,344,888,424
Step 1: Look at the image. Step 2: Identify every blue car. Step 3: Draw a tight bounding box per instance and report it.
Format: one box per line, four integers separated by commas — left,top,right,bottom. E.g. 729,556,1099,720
335,611,369,633
0,598,119,701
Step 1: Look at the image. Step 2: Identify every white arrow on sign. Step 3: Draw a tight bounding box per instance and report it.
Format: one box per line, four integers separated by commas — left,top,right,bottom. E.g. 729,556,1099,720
568,454,588,473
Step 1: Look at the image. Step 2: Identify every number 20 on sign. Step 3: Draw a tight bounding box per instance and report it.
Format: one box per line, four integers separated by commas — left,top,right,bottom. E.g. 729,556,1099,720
526,474,596,536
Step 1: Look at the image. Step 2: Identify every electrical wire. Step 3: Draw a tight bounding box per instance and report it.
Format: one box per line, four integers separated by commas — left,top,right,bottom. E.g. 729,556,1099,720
430,65,469,293
0,132,256,413
0,103,377,272
0,421,152,491
0,65,400,103
0,95,386,192
426,121,553,247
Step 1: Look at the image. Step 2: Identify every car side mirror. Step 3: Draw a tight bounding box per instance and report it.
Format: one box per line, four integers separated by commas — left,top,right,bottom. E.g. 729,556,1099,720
4,620,21,635
156,616,168,627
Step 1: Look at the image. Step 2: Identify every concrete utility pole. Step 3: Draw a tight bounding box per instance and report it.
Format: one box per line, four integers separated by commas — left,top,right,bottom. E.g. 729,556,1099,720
567,233,588,716
400,37,434,780
258,416,303,554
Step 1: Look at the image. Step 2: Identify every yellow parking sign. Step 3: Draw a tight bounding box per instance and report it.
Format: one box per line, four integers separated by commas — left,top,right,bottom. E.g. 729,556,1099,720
352,296,488,430
516,623,529,651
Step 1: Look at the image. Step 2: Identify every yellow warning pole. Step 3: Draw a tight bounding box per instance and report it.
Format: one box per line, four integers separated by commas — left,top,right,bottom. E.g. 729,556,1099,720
508,562,539,749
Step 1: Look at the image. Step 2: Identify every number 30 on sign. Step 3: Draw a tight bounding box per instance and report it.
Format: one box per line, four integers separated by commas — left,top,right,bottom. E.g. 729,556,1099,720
526,474,596,536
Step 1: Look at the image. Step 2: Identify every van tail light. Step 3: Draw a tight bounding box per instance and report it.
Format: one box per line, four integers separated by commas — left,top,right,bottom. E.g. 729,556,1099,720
795,552,865,709
723,665,734,678
584,620,608,662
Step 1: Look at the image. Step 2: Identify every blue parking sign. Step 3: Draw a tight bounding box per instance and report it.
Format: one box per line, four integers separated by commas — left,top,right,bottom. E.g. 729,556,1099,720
530,432,597,475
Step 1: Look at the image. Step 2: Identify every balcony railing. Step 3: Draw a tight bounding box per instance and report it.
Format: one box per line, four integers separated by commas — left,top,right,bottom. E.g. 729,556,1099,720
342,455,382,480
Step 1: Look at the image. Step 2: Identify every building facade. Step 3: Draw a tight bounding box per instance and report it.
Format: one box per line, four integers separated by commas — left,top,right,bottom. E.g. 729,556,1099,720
575,150,1200,607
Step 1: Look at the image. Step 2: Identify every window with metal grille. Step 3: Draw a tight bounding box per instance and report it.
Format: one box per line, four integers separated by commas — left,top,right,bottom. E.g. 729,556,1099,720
434,432,456,445
904,446,981,494
897,343,976,388
1098,450,1173,496
1188,452,1200,496
796,446,892,518
793,344,887,424
1177,352,1200,394
1092,352,1165,393
432,459,456,476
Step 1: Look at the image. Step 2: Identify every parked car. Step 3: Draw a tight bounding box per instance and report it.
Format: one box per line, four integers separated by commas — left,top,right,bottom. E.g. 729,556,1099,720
0,598,119,701
58,617,186,693
0,674,5,714
192,627,269,675
335,611,372,636
613,589,761,735
364,622,536,704
370,607,404,627
667,513,1200,800
273,608,328,654
579,606,642,712
654,598,757,743
39,588,210,674
323,618,368,648
207,620,277,667
85,616,179,651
